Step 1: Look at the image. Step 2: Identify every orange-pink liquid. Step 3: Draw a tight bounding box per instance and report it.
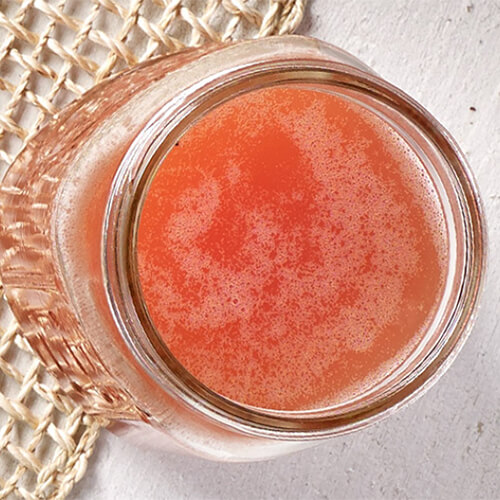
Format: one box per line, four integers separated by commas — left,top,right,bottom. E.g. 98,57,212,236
137,87,448,411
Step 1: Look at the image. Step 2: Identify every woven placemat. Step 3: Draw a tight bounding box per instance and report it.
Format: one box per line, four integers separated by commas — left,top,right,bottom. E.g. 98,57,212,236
0,1,306,498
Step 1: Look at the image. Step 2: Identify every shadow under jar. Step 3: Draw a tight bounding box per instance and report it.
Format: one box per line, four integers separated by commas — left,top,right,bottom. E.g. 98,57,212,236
0,36,486,461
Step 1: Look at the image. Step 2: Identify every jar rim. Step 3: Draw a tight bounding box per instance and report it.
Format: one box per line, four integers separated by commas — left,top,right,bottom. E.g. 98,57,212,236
103,43,486,439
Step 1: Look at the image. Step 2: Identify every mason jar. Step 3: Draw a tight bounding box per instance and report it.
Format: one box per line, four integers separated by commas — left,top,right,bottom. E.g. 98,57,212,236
0,36,486,461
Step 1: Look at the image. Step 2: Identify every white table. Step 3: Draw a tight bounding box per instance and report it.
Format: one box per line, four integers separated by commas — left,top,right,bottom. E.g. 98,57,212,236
72,1,500,498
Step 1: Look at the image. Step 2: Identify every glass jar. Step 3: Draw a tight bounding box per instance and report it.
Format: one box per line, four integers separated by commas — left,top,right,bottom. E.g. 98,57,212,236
0,36,486,461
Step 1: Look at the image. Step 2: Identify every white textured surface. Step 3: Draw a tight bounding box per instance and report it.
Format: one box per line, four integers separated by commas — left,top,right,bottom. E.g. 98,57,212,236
72,1,500,498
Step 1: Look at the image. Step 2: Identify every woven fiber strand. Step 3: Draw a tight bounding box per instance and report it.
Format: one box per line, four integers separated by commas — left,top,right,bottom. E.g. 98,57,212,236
0,1,307,498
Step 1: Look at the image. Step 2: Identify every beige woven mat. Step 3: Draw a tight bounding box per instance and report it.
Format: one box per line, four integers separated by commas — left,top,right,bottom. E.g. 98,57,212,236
0,1,306,498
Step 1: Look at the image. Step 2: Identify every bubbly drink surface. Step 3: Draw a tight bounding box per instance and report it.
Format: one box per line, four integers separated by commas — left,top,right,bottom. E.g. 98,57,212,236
137,87,448,410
